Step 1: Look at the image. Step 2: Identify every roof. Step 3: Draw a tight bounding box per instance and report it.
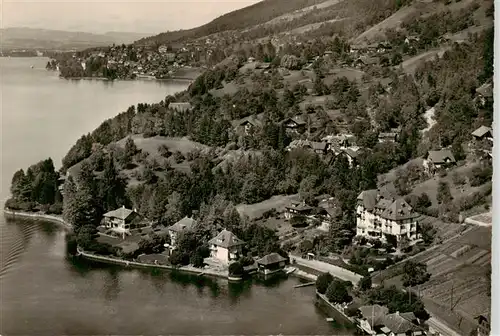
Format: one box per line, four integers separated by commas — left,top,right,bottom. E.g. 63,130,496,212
286,203,313,212
103,206,137,220
282,117,306,127
169,102,192,112
342,147,360,158
257,252,287,266
232,115,264,128
359,305,389,328
357,56,379,65
472,125,492,138
476,83,493,97
168,216,196,233
427,149,456,164
208,229,245,249
379,132,398,138
381,198,418,221
383,312,421,334
357,189,379,210
310,141,328,151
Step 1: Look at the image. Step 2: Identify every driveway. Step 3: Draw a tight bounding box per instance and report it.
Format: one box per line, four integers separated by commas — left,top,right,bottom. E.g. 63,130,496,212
291,255,362,285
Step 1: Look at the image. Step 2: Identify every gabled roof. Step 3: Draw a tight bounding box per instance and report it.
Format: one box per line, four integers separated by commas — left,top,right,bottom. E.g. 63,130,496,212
472,125,492,138
232,115,264,128
357,189,379,210
257,252,287,266
383,312,422,334
427,149,456,164
286,203,313,212
168,216,196,233
282,116,307,127
476,83,493,98
103,206,137,220
208,229,245,249
381,198,418,221
359,305,389,328
310,141,328,151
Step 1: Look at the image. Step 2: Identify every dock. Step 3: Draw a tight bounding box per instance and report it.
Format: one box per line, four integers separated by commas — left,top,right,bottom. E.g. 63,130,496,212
293,281,316,288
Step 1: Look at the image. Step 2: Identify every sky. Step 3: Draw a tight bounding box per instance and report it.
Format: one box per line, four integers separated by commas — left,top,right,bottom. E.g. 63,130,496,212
1,0,263,34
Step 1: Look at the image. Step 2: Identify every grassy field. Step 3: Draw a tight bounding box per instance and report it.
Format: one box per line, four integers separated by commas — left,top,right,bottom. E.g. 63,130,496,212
236,194,300,219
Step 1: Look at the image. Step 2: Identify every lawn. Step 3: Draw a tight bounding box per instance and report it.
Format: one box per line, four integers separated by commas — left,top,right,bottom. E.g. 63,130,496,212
236,194,301,219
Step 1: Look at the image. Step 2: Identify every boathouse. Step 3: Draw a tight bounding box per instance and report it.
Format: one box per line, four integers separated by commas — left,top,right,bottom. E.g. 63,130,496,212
256,253,288,275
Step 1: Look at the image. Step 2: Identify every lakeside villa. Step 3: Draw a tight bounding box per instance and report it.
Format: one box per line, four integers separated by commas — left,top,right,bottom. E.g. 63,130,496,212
102,206,152,239
356,190,419,242
166,216,196,255
208,229,245,264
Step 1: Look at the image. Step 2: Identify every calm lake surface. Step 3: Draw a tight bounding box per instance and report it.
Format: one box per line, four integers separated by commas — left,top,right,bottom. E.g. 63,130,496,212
0,57,349,335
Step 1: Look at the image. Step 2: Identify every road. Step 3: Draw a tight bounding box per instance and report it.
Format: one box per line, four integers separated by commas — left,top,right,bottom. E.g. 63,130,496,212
290,255,363,285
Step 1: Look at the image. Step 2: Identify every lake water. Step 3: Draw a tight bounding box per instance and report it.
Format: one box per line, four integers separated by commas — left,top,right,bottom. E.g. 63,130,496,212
0,57,349,335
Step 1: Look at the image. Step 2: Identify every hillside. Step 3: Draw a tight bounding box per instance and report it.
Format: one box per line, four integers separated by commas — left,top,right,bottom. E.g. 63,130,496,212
0,27,151,51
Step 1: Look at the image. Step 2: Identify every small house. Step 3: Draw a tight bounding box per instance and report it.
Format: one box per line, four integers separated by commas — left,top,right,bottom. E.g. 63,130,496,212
471,126,493,142
169,102,192,112
357,305,424,336
208,229,245,264
354,56,379,69
475,83,493,108
358,305,390,335
340,147,362,167
158,45,168,54
310,141,329,155
474,314,490,336
378,131,399,143
282,117,307,134
285,201,313,219
257,253,288,275
102,206,151,239
167,216,196,252
232,115,263,136
423,149,456,175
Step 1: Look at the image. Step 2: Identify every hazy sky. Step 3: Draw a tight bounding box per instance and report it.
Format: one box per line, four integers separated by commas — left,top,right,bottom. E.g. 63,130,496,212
1,0,262,34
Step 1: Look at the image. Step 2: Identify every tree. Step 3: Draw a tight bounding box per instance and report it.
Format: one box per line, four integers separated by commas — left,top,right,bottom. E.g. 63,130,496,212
419,222,437,245
437,181,452,204
170,250,189,266
326,280,350,304
391,53,403,66
398,236,410,253
316,272,334,294
124,137,139,162
228,261,244,276
358,275,372,291
402,260,430,287
100,157,128,212
416,193,432,210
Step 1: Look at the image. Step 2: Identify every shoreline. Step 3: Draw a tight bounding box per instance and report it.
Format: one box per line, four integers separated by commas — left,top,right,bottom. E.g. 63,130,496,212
3,208,72,230
2,209,318,282
59,76,195,82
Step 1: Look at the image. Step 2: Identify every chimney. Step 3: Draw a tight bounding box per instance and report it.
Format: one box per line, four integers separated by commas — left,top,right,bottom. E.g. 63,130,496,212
122,205,125,209
396,311,400,316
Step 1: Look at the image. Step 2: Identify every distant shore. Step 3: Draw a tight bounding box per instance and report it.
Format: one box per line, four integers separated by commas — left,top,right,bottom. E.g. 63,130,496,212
3,208,72,230
59,76,196,82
